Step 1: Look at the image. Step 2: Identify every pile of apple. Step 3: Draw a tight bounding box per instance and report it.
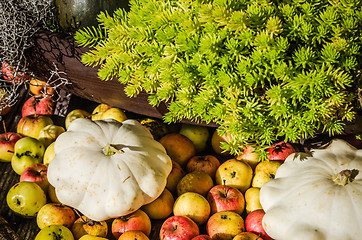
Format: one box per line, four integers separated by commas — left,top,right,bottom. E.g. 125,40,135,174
1,78,298,240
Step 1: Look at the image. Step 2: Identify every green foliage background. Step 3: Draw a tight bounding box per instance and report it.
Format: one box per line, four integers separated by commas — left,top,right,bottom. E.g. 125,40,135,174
75,0,362,158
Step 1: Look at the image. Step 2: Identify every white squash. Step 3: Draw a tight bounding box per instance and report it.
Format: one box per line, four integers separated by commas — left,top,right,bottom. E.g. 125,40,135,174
47,118,172,221
260,139,362,240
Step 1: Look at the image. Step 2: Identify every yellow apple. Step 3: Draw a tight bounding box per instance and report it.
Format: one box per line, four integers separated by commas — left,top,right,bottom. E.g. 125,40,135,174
206,211,245,240
141,188,174,220
71,216,108,240
48,184,61,204
91,103,111,121
37,124,65,147
166,160,186,193
211,130,232,156
17,115,53,139
91,103,127,123
233,232,262,240
79,235,108,240
118,231,149,240
244,187,262,214
43,142,55,165
65,109,91,129
159,133,196,167
251,160,282,188
29,78,55,97
177,171,214,197
173,192,211,226
99,107,128,123
215,159,253,193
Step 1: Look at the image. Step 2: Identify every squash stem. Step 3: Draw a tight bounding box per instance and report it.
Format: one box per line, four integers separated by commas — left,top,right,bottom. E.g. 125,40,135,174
102,144,124,156
332,169,359,186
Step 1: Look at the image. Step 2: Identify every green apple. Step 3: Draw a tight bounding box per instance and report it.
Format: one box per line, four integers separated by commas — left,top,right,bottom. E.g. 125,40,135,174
65,109,91,129
177,171,214,197
11,136,45,175
6,181,47,218
37,124,65,147
35,225,74,240
179,124,210,153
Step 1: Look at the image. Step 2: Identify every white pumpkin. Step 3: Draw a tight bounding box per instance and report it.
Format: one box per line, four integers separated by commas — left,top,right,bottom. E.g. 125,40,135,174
47,118,172,221
260,139,362,240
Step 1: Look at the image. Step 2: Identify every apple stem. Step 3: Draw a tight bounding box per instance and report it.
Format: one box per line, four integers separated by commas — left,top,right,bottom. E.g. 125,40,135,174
222,179,229,198
256,232,263,239
2,121,8,141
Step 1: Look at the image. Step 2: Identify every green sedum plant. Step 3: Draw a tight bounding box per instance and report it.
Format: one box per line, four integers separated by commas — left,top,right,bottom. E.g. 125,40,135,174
75,0,362,159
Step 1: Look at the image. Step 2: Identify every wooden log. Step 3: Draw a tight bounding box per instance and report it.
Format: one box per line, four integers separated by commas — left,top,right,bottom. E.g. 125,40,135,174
27,30,218,127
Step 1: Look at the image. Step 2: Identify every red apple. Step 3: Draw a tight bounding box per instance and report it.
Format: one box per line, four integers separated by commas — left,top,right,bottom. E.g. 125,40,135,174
267,141,296,162
159,216,199,240
20,163,49,192
1,61,30,83
0,132,22,162
22,96,54,117
207,184,245,215
191,235,211,240
111,209,151,239
238,145,260,170
206,211,245,240
245,209,273,240
186,155,220,178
